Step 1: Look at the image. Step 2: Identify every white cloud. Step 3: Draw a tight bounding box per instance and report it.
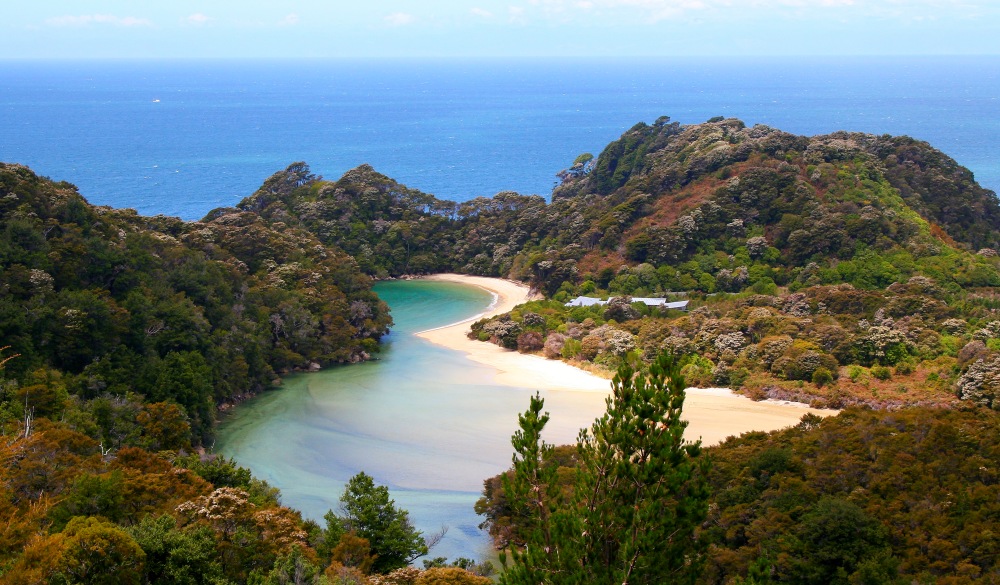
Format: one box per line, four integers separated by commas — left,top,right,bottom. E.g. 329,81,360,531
517,0,939,23
184,13,211,26
385,12,416,26
471,7,496,18
590,0,707,20
278,13,300,26
46,14,152,27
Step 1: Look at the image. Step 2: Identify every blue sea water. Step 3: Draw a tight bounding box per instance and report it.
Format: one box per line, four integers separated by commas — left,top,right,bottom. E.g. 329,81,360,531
1,57,998,220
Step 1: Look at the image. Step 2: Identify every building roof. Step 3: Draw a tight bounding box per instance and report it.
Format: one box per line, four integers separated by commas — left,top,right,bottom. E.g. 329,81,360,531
564,296,690,310
566,296,606,307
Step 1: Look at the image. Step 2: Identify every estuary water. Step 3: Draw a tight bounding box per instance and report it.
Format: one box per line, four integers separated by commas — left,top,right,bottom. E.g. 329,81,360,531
215,280,609,562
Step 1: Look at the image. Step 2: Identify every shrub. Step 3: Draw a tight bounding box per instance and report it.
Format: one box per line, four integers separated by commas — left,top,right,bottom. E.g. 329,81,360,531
862,325,910,366
542,333,566,359
521,312,546,327
561,338,582,360
812,367,834,387
714,331,747,354
958,340,988,366
848,365,869,383
957,355,1000,408
603,296,640,322
871,365,892,381
941,318,967,335
728,367,751,389
516,331,544,354
680,355,714,387
415,567,492,585
482,319,521,350
579,334,602,361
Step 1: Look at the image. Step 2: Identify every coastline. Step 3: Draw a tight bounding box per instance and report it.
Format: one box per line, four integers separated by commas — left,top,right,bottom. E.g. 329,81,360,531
414,273,836,445
415,274,610,392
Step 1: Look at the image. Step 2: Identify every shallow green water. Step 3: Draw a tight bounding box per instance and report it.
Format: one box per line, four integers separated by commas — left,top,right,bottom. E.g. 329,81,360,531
216,280,608,561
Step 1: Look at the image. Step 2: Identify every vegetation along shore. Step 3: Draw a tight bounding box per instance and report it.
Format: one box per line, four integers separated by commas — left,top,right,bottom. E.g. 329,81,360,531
2,115,1000,582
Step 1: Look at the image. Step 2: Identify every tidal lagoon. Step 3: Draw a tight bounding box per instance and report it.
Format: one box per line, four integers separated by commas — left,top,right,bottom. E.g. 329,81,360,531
215,280,611,561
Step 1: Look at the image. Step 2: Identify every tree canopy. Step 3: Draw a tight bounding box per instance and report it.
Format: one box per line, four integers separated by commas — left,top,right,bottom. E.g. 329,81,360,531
498,352,710,585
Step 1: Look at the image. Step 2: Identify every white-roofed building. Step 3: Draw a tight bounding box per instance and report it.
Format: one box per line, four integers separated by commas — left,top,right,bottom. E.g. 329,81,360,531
565,296,607,307
565,296,689,311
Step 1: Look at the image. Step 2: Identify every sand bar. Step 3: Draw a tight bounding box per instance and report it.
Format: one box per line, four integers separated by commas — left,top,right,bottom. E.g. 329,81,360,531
415,274,835,445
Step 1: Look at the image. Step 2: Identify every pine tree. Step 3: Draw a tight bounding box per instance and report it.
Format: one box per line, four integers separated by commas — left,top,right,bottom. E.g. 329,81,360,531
500,352,710,585
498,393,575,583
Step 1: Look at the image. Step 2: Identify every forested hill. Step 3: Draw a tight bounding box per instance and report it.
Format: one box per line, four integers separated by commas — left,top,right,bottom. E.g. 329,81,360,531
556,117,1000,251
219,162,550,279
219,116,1000,411
0,162,390,444
228,117,1000,298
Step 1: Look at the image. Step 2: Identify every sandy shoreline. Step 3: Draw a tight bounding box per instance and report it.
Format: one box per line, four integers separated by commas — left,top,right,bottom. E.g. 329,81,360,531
414,273,835,445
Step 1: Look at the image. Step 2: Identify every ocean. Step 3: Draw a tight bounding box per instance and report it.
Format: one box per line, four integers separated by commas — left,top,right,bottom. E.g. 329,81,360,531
2,57,998,220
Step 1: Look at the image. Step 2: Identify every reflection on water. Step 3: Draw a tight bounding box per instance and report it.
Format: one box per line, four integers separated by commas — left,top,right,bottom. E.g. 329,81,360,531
216,280,609,561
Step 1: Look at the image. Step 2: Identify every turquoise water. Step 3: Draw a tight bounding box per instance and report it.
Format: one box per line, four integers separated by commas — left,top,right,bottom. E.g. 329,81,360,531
215,280,608,562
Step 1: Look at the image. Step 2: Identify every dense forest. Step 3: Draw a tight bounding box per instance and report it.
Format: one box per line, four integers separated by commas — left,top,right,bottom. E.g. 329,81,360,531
0,164,486,582
477,394,1000,584
0,163,392,444
3,114,1000,582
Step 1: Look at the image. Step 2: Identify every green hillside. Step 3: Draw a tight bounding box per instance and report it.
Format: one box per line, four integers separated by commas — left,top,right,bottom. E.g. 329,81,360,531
3,114,1000,583
0,162,390,444
230,117,1000,409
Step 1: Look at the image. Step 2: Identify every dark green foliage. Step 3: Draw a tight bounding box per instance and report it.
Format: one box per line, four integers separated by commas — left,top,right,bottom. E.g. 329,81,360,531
498,353,710,585
49,471,127,531
589,119,683,194
128,515,228,585
176,454,253,489
811,367,834,387
496,393,562,583
334,471,429,573
881,135,1000,250
780,496,892,584
702,407,1000,583
0,162,391,446
484,406,1000,583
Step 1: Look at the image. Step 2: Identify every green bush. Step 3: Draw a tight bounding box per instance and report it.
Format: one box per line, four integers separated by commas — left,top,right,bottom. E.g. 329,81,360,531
561,338,582,360
812,367,834,387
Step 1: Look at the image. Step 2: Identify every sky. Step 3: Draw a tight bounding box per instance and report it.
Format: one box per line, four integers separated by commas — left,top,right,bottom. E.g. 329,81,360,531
2,0,998,59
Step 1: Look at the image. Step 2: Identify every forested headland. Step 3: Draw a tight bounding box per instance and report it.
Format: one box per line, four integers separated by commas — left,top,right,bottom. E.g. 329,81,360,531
2,115,1000,582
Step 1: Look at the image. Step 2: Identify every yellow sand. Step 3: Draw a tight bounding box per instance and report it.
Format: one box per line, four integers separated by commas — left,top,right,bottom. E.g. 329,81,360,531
415,274,835,445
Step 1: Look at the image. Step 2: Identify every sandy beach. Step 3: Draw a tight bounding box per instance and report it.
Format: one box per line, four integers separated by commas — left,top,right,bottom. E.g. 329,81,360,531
415,273,835,445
